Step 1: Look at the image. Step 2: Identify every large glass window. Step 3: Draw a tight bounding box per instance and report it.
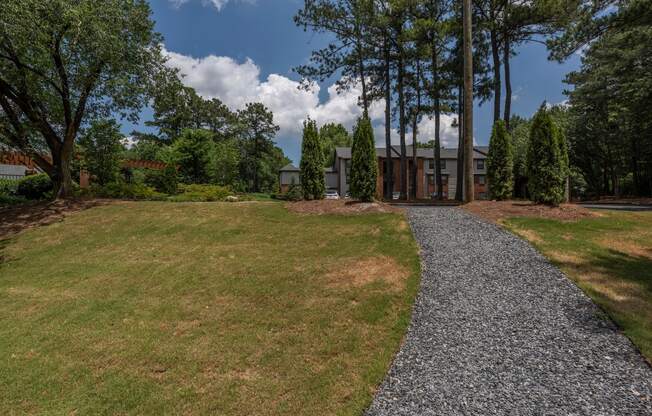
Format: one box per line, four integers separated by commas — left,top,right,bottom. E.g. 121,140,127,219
477,159,485,170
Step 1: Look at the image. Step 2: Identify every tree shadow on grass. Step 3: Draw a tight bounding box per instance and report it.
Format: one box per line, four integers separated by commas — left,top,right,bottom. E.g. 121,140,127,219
0,198,107,267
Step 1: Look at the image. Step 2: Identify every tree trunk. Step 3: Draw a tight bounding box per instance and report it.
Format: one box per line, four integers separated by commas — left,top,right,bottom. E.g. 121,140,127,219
503,34,512,130
398,47,407,200
56,140,75,199
253,136,259,192
411,117,418,200
384,36,393,200
490,27,501,124
463,0,474,203
430,38,443,200
456,85,464,201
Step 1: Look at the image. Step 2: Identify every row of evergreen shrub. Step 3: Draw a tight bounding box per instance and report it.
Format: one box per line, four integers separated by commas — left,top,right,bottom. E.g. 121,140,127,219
487,105,569,205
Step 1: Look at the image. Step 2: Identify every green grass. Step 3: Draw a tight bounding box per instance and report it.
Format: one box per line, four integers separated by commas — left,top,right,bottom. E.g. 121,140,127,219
0,202,420,415
505,211,652,361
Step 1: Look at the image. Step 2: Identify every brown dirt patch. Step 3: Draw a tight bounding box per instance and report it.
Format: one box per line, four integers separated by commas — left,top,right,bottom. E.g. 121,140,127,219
325,256,409,291
286,199,402,215
598,238,652,260
462,200,598,223
0,198,109,237
513,229,544,244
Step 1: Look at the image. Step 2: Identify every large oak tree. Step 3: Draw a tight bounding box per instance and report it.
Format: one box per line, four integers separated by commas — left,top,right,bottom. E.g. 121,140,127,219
0,0,165,197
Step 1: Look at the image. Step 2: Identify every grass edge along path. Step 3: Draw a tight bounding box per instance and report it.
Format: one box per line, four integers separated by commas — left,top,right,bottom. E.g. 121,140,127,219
504,210,652,363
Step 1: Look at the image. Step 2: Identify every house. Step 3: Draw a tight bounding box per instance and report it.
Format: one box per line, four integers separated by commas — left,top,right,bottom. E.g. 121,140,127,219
279,145,489,200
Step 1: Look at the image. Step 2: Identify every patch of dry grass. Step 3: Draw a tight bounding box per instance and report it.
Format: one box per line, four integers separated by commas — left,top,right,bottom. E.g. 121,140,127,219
0,202,420,415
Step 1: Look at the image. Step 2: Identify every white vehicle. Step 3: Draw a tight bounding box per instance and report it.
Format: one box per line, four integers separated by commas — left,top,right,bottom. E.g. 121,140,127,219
325,190,340,200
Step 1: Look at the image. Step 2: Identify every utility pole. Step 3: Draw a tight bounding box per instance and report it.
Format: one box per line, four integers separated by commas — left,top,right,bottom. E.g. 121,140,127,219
463,0,475,203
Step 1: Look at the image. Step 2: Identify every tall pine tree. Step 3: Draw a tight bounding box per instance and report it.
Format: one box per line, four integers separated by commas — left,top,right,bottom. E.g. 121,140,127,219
349,116,377,202
299,119,325,200
487,120,514,200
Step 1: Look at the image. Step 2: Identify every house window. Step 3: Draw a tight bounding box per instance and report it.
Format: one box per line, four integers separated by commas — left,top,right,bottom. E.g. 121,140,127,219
475,175,486,185
477,159,485,170
428,159,446,170
345,160,351,184
428,174,449,186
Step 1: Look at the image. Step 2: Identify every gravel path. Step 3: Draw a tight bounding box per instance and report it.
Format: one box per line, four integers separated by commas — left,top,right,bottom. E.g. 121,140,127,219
366,207,652,416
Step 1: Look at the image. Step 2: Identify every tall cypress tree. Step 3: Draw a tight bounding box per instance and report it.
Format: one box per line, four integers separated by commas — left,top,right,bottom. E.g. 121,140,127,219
349,116,377,202
299,119,325,200
526,106,568,205
487,120,514,200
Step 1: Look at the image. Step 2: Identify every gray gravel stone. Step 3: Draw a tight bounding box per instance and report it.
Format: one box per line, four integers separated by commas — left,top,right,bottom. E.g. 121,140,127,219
366,207,652,416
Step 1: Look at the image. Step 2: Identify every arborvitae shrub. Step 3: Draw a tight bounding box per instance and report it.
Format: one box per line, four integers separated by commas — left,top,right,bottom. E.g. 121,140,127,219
487,120,514,200
526,106,568,205
349,116,378,202
299,119,325,200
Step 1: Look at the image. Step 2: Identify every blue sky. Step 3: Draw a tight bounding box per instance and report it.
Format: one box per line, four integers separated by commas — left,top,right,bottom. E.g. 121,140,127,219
126,0,581,163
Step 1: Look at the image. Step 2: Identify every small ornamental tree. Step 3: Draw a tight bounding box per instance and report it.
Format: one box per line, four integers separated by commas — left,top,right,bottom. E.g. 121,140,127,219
486,120,514,200
79,120,125,186
349,116,377,202
299,119,325,200
526,106,568,205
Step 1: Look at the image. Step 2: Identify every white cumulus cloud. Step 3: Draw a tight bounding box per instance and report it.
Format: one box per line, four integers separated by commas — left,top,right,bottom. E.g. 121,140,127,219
163,48,460,153
169,0,251,11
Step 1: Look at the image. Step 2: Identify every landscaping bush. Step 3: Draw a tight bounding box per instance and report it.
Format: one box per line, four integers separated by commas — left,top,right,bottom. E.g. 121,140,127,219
0,178,19,196
90,181,164,200
144,166,178,194
349,116,377,202
169,184,232,202
0,179,26,205
299,119,325,200
526,106,569,205
285,184,304,201
487,120,514,200
16,174,53,200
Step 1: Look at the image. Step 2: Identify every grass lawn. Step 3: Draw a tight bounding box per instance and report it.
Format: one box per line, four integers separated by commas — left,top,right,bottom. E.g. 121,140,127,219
505,210,652,361
0,202,420,415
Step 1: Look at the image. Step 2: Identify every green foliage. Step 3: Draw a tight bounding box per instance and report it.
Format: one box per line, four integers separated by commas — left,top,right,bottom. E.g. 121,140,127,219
171,129,214,184
349,117,377,202
0,179,25,205
320,123,352,167
0,178,19,196
169,184,232,202
526,106,569,205
486,120,514,200
144,166,178,194
126,133,164,161
236,103,282,192
16,174,53,200
79,120,125,186
510,115,531,190
90,181,164,200
0,0,165,197
285,184,304,202
147,75,234,141
209,139,241,188
299,119,325,200
565,14,652,196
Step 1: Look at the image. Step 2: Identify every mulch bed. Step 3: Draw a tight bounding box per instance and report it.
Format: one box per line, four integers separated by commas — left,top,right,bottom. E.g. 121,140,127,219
461,200,599,223
286,199,402,215
0,198,108,237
